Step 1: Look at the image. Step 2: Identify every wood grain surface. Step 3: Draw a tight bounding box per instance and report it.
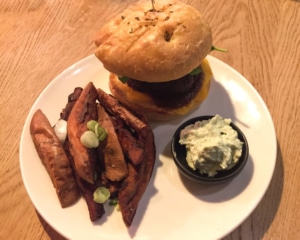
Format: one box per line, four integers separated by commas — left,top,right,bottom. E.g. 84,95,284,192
0,0,299,239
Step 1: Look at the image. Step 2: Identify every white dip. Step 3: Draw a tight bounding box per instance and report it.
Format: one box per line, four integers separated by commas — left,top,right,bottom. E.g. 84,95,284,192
179,115,243,176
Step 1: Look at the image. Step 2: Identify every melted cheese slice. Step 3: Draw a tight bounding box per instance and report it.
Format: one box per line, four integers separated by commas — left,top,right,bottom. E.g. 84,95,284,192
109,58,213,119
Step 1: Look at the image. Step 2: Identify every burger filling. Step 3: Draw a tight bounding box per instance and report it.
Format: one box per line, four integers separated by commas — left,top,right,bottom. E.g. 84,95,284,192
125,70,204,109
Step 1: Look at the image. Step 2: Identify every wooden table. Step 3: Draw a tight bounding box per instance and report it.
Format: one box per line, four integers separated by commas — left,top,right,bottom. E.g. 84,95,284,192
1,0,299,239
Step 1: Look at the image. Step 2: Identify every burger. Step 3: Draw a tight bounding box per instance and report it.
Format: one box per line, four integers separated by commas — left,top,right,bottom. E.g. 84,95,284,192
94,0,213,120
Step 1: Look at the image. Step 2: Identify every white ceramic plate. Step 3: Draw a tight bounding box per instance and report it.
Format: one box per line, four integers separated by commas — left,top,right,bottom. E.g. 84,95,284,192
20,55,277,240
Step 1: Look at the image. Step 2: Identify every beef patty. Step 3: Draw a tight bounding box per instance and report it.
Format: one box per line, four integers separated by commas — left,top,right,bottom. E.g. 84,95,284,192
126,71,204,108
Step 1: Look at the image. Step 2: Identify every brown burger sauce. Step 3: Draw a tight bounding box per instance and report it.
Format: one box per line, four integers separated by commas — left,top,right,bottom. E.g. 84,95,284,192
126,71,204,108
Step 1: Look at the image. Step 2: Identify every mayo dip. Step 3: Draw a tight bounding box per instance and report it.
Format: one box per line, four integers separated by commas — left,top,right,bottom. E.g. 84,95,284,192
179,115,243,176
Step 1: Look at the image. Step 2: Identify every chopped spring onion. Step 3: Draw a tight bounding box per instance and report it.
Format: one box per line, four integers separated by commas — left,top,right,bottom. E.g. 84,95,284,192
87,120,98,131
81,121,107,148
93,187,111,204
95,124,107,141
53,119,68,143
109,199,118,206
80,131,100,148
87,120,107,141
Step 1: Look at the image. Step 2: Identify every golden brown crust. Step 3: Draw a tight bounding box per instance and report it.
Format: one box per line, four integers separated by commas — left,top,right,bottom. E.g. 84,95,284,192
30,109,80,208
97,105,128,182
95,0,212,82
109,58,213,121
67,82,98,184
96,88,156,227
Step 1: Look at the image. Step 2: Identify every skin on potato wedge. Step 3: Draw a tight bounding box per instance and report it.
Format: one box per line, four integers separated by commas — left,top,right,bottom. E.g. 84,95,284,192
30,109,80,208
67,82,98,184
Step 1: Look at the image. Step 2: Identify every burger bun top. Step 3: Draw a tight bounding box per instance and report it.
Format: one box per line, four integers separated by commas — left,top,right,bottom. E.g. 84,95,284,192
95,0,212,82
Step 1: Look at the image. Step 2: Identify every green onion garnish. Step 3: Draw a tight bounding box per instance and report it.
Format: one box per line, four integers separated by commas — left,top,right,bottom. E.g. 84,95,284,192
87,120,98,131
95,125,107,141
93,187,111,204
80,131,100,148
109,199,119,206
80,120,107,148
